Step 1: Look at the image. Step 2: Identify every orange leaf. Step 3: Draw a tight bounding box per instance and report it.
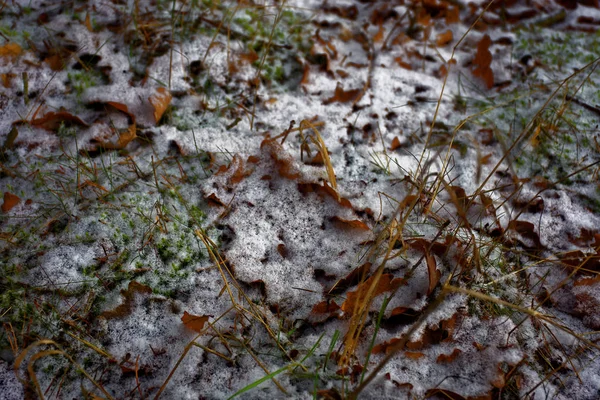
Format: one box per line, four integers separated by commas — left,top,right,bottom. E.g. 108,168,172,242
323,83,362,105
472,34,494,89
436,348,461,363
446,7,460,24
405,351,425,359
394,57,412,70
101,282,152,319
84,12,93,32
94,102,137,150
2,192,20,213
149,87,172,123
436,30,453,47
330,216,370,231
181,311,210,334
0,42,22,58
390,136,402,150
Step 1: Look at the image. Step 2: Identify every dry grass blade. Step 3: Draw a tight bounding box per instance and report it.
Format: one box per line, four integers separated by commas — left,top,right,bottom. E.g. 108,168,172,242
299,119,339,200
14,339,114,399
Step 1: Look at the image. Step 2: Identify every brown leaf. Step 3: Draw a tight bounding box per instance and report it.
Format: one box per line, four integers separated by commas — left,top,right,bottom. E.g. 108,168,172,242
101,282,153,319
507,220,543,249
436,30,453,47
149,87,172,124
323,83,362,105
94,102,137,150
181,311,210,333
390,136,402,150
436,348,462,363
394,57,412,70
25,111,89,132
84,12,93,32
205,193,226,207
330,216,370,231
311,300,341,314
0,42,22,58
446,7,460,24
1,192,20,213
472,34,494,89
405,351,425,359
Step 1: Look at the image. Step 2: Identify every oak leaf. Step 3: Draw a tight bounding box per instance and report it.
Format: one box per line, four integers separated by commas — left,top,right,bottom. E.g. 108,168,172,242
181,311,210,334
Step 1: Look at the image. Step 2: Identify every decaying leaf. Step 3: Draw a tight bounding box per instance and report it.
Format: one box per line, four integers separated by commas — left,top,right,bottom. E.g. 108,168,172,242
390,136,402,150
94,102,137,150
18,110,90,132
149,87,172,123
1,192,20,213
472,34,494,89
181,311,210,333
101,281,153,319
436,348,461,363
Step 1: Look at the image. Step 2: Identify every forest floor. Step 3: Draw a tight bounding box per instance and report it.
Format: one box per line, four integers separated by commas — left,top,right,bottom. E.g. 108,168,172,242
1,0,600,399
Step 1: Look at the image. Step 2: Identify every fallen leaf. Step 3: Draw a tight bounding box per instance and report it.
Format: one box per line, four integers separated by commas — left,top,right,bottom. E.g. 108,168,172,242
436,348,462,363
405,351,425,359
181,311,210,333
1,192,20,213
330,216,370,231
446,7,460,24
0,42,22,58
22,110,89,132
101,282,153,319
472,34,494,89
84,12,93,32
94,102,137,150
436,30,453,47
390,136,402,150
323,83,362,104
149,87,172,124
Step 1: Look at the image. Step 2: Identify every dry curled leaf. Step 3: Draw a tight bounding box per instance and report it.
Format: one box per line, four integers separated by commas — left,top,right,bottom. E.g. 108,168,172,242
181,311,210,333
330,216,370,231
436,348,462,363
149,87,172,123
21,110,89,132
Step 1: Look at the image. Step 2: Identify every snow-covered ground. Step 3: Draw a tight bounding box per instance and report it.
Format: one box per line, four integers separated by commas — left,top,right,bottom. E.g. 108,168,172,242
1,0,600,398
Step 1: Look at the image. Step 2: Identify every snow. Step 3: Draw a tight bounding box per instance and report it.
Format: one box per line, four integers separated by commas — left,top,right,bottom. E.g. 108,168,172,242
1,0,600,398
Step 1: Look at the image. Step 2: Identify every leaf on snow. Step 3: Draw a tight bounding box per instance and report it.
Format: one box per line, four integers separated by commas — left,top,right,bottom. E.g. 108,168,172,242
330,216,370,231
323,83,362,105
0,42,22,58
436,30,453,47
436,348,462,363
1,192,20,213
472,34,494,89
93,102,137,150
101,281,153,320
149,87,172,124
16,110,89,132
181,311,210,334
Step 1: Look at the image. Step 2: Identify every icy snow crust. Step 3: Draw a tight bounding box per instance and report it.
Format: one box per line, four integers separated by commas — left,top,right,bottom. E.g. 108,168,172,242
1,0,600,399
